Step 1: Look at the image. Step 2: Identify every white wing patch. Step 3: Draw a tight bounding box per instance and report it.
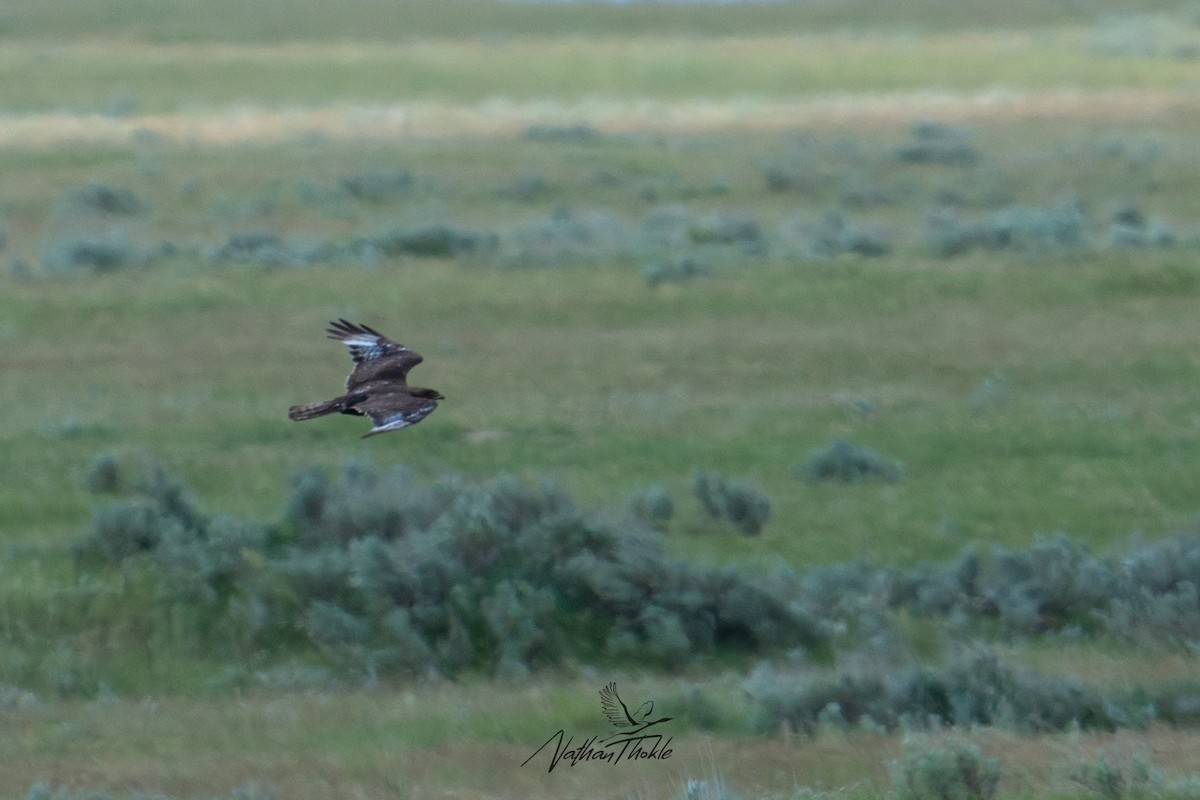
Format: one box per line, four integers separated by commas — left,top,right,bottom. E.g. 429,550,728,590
341,335,395,363
340,334,381,349
367,417,416,434
327,319,413,364
361,401,436,438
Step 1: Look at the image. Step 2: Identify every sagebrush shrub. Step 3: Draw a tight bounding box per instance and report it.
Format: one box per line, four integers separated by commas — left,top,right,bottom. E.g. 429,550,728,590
785,210,891,259
497,206,629,267
796,438,903,484
927,203,1088,258
1109,204,1177,248
82,453,121,494
890,736,1001,800
66,184,146,216
686,212,767,255
73,455,1200,690
763,165,817,194
641,257,710,287
693,471,771,535
896,121,981,167
40,232,153,274
78,459,822,679
370,225,496,259
982,534,1115,635
1066,750,1161,800
339,169,415,203
499,172,551,203
1105,533,1200,648
746,649,1126,735
209,233,301,267
628,485,674,531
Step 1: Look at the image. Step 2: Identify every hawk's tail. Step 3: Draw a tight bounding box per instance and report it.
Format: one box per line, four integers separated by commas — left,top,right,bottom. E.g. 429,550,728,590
288,397,350,421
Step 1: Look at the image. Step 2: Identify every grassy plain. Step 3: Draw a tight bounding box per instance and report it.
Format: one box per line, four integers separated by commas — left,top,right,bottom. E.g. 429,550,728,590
5,1,1200,797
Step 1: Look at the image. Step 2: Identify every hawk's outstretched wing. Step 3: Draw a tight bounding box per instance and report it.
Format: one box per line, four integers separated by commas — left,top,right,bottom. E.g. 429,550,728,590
327,318,414,363
354,392,439,438
327,318,425,388
599,682,637,728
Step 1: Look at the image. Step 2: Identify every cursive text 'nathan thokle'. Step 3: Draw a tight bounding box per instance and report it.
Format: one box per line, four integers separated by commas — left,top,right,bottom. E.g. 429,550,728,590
521,730,674,773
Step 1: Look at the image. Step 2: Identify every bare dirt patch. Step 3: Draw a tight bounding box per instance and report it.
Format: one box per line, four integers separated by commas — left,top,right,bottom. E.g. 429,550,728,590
2,87,1195,148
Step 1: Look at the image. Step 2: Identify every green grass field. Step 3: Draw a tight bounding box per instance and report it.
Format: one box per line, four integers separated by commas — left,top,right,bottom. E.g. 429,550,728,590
5,2,1200,798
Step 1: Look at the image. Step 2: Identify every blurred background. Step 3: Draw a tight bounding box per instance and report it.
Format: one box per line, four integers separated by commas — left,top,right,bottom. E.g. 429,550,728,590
4,1,1200,798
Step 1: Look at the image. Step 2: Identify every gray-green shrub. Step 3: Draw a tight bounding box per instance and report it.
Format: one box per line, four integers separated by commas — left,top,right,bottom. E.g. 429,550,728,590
77,460,822,679
788,210,891,259
66,184,146,216
926,203,1088,258
746,649,1129,735
693,471,771,535
629,485,675,531
890,736,1001,800
896,122,981,167
796,438,903,484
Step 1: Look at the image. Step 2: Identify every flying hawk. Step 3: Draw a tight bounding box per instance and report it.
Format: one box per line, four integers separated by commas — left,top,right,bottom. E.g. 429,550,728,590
288,319,443,438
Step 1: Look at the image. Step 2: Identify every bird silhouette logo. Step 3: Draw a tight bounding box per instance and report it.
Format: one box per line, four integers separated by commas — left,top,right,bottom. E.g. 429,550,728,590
599,682,673,740
520,681,675,770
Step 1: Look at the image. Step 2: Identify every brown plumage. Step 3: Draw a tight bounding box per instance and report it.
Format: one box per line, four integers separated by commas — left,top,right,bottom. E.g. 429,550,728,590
288,319,443,438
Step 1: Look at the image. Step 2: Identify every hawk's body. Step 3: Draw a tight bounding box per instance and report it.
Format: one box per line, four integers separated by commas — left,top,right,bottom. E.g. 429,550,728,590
288,319,443,437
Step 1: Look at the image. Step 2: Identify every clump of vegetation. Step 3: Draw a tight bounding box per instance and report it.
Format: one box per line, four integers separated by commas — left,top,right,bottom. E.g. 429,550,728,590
75,459,822,679
926,203,1088,258
641,257,710,287
208,226,497,268
499,172,552,203
797,438,903,484
40,232,157,274
896,121,981,167
693,471,771,536
683,772,739,800
1065,750,1164,800
687,212,767,255
763,164,819,195
81,452,122,494
66,184,146,216
497,206,629,267
52,449,1200,697
209,232,301,267
837,171,895,209
747,648,1130,735
370,224,497,259
641,205,767,258
892,532,1200,645
628,485,674,532
302,236,385,267
1108,205,1177,248
891,736,1002,800
785,210,891,259
1104,534,1200,648
339,169,415,203
980,534,1114,634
